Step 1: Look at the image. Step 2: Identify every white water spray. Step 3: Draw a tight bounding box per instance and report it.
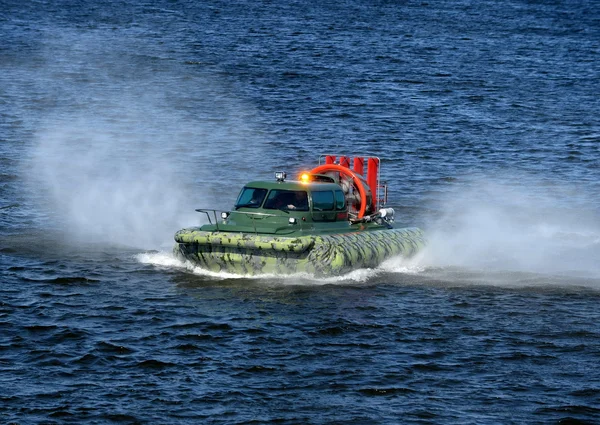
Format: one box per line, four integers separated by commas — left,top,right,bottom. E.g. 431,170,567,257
24,30,269,249
418,179,600,278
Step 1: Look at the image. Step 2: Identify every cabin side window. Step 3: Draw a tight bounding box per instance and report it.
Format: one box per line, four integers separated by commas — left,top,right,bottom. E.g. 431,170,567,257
334,190,346,211
235,187,268,209
311,190,335,211
264,190,309,211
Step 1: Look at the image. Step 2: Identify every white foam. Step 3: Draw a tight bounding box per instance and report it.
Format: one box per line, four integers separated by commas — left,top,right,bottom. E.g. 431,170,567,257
135,251,248,280
135,251,185,269
379,252,428,274
308,268,379,284
133,250,391,284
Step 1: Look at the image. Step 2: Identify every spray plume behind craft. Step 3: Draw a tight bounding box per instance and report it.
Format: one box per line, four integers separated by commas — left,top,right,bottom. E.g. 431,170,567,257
387,177,600,281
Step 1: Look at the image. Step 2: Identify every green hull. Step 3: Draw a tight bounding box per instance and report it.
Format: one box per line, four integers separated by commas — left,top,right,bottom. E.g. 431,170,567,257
173,227,425,276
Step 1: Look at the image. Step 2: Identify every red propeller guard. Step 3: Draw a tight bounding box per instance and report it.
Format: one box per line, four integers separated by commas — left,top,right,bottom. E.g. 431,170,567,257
310,164,368,219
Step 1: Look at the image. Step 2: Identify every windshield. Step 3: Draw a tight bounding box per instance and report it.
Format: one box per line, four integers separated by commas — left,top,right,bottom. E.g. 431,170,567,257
234,187,268,209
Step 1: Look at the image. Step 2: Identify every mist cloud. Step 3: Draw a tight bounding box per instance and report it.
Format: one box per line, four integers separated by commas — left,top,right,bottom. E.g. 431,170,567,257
24,29,269,249
420,178,600,278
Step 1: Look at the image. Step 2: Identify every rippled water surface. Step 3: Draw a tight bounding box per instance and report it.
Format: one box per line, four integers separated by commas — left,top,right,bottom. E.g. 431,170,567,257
1,0,600,423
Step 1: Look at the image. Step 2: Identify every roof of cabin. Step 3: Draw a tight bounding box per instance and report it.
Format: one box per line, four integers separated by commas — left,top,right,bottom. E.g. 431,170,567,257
243,180,341,192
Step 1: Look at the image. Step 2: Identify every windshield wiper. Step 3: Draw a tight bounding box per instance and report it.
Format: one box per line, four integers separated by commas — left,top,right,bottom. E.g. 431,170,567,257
235,203,259,209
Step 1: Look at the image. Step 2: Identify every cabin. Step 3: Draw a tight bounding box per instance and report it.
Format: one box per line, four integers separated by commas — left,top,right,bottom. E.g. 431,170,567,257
234,179,350,222
195,156,386,235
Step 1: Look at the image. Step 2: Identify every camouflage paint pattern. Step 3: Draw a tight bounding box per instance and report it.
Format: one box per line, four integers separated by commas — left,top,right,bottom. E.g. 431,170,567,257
173,227,425,276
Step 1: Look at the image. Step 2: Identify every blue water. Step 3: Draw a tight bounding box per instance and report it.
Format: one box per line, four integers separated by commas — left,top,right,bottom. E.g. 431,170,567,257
1,0,600,423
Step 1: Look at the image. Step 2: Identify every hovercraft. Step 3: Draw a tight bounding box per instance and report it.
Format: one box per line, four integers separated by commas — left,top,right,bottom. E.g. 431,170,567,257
174,155,424,276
